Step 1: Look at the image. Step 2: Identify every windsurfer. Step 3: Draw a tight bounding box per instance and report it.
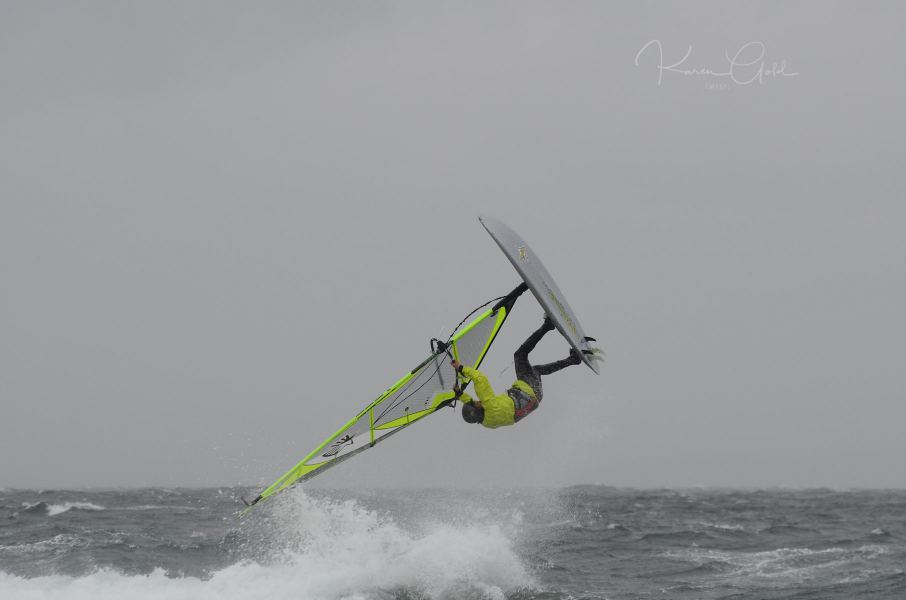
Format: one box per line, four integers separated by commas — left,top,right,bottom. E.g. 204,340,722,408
453,315,587,428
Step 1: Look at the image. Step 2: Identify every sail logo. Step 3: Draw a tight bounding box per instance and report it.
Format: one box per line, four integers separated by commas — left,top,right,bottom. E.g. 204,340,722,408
322,434,354,457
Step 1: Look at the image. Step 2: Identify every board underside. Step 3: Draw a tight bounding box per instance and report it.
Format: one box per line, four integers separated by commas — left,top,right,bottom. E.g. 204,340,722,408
479,215,599,374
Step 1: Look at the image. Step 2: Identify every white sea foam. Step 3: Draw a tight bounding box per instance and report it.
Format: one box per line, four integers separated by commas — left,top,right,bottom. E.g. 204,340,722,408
0,489,534,600
119,505,200,511
17,501,196,515
696,521,746,531
46,502,106,516
666,544,891,584
0,534,85,554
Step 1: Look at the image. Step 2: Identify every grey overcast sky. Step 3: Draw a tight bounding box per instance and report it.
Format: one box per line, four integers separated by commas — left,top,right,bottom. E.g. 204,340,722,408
1,2,904,490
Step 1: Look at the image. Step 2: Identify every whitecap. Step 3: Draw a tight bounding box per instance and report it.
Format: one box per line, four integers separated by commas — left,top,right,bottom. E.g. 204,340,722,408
697,521,746,531
664,543,891,585
47,502,106,516
0,534,84,554
118,505,200,511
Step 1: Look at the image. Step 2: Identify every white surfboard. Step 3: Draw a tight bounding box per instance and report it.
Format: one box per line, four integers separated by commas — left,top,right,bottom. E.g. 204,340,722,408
479,215,601,374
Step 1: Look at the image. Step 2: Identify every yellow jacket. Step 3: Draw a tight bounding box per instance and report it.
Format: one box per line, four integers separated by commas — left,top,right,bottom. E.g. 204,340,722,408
458,366,536,428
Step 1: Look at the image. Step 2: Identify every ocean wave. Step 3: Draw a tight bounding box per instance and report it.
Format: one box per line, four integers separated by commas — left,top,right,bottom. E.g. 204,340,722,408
118,505,201,512
639,530,715,544
0,559,525,600
1,490,535,599
48,502,106,516
15,501,107,517
759,523,818,536
669,544,889,563
662,560,736,577
664,544,892,585
695,521,747,532
252,490,535,599
14,501,199,516
19,501,50,514
0,534,85,555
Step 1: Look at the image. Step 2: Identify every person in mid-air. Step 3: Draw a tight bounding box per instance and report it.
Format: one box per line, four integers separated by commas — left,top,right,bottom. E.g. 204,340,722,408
452,315,591,428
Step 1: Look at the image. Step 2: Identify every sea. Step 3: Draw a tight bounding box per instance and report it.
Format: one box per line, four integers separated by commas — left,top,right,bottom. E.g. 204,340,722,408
1,486,905,599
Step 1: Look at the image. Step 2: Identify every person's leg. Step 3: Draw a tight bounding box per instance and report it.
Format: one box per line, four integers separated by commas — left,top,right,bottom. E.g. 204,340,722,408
515,316,555,360
513,352,542,400
535,351,582,375
513,317,554,400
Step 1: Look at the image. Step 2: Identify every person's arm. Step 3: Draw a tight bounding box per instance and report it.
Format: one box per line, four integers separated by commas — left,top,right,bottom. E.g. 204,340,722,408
451,359,495,404
452,384,474,404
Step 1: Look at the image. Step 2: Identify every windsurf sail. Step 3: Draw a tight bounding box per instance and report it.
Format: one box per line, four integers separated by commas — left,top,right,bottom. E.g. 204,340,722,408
242,283,528,511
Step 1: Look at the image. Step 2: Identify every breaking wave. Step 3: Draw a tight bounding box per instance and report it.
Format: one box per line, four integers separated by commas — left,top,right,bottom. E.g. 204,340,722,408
18,501,106,517
665,544,894,586
0,489,533,600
